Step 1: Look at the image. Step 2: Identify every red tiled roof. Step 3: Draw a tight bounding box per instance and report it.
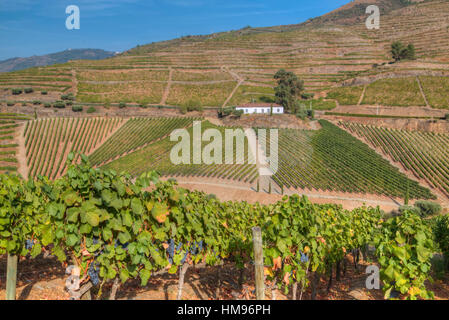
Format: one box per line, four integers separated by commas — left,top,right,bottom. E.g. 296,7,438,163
237,103,283,108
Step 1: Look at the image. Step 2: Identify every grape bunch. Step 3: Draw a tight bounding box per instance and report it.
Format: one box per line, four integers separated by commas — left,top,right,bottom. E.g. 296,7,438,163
25,239,34,250
114,239,129,250
300,252,308,263
166,240,204,264
88,262,101,286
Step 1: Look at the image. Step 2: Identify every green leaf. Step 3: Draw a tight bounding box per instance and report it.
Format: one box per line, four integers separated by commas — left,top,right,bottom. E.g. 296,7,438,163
417,245,430,263
120,268,129,283
52,245,67,262
131,198,144,215
168,265,178,274
118,231,131,244
80,223,92,235
66,234,79,247
30,242,42,258
140,268,151,286
151,203,168,223
66,207,80,223
62,190,80,206
395,232,406,245
85,210,100,227
393,246,407,262
110,198,123,211
103,228,113,241
122,211,133,227
101,189,113,204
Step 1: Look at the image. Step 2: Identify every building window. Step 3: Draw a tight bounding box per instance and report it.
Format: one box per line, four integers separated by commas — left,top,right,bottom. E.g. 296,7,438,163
277,109,280,112
245,109,248,113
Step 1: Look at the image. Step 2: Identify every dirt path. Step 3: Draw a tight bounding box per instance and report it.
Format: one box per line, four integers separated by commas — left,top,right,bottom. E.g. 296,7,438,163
416,76,430,107
72,69,78,96
16,122,29,179
309,120,320,130
222,79,243,108
221,66,244,108
160,67,173,105
173,179,402,212
357,85,366,105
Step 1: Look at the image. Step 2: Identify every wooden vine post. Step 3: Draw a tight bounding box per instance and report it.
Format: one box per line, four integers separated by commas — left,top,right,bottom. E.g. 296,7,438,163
252,227,265,300
6,254,18,300
177,262,190,300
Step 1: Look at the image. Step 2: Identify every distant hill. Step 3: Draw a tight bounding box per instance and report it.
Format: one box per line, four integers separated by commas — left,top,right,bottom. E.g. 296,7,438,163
299,0,422,26
0,49,116,73
1,0,448,110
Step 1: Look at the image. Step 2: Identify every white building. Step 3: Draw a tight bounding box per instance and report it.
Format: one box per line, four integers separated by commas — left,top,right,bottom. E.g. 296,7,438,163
235,103,284,115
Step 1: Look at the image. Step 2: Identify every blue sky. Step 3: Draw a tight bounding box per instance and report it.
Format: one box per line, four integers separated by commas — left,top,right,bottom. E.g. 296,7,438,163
0,0,350,60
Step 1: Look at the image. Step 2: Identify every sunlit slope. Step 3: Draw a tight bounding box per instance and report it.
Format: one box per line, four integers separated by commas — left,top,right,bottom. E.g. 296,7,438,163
1,0,448,108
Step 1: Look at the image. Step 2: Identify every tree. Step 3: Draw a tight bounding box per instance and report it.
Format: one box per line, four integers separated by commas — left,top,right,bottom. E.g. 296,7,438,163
274,69,304,113
406,44,415,60
391,41,415,62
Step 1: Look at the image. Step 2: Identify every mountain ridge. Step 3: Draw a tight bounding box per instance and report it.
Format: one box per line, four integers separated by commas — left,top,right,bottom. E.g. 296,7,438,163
0,49,116,73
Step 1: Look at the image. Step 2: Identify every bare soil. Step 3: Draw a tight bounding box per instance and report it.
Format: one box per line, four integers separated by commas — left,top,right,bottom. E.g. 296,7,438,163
1,252,447,300
162,176,403,212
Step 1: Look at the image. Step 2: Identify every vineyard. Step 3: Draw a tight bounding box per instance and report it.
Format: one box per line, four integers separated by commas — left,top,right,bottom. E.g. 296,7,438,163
24,117,124,179
89,117,199,166
0,113,32,174
102,121,259,183
0,157,441,300
262,120,434,200
339,121,449,199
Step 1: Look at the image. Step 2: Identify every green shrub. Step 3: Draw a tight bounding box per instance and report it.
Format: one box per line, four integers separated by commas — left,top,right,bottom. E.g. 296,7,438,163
32,100,41,105
307,109,315,119
414,200,441,217
12,88,22,95
445,114,449,121
432,215,449,271
206,194,217,200
187,105,203,112
65,101,73,106
61,93,75,101
6,101,15,106
119,102,127,109
44,103,52,108
41,91,48,95
232,109,243,118
53,101,66,109
24,88,34,94
72,105,83,112
21,102,27,107
296,109,308,120
87,106,96,114
399,205,420,216
301,93,315,100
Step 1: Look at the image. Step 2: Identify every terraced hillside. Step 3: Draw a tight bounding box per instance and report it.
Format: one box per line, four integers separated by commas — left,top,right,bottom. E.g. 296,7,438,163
340,121,449,199
1,0,448,109
0,113,32,174
261,120,434,200
24,117,124,179
102,120,259,184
